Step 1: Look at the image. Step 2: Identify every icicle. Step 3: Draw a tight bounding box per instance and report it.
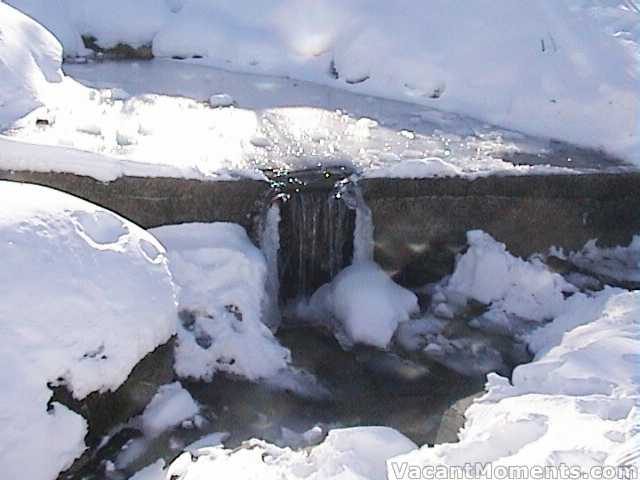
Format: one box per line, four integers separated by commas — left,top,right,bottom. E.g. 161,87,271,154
259,203,282,330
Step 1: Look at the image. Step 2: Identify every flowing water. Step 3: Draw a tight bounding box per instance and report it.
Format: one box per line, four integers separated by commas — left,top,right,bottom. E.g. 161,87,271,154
76,326,493,479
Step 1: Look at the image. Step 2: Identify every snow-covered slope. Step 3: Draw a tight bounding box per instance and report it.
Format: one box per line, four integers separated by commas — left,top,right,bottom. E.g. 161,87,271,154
0,1,63,127
0,181,177,480
6,0,640,161
133,231,639,480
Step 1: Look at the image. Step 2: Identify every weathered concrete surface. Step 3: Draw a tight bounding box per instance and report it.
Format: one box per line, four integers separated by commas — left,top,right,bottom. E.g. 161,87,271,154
361,173,640,286
0,170,269,234
2,169,639,289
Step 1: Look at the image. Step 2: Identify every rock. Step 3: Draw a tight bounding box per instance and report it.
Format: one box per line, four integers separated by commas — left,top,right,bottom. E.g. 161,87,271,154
209,94,234,108
54,339,175,477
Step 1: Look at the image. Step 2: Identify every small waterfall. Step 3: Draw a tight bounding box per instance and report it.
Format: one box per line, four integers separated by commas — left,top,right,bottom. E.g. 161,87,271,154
277,169,356,302
257,167,375,312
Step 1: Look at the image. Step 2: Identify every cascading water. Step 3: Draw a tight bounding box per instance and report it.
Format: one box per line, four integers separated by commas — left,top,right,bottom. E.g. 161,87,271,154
257,201,283,330
258,167,374,309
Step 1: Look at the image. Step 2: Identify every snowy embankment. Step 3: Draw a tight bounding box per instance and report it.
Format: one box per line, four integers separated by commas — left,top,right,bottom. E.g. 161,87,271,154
389,232,640,477
150,223,291,381
0,1,62,127
0,181,177,480
127,231,639,479
6,0,640,162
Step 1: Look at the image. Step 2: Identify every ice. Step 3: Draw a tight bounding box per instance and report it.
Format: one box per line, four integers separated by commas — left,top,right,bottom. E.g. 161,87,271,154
6,0,639,161
308,262,419,349
209,93,234,108
141,382,199,438
150,223,291,381
0,181,177,480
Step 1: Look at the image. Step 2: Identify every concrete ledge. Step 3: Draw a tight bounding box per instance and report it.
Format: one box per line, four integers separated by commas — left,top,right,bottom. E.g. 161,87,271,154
0,170,269,233
362,173,640,285
2,169,639,288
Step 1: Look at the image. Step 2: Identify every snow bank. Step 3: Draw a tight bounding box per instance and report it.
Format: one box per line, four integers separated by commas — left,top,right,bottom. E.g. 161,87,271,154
389,289,639,477
141,382,199,438
0,2,63,127
0,181,177,480
308,262,419,349
150,223,291,381
7,0,639,160
139,427,416,480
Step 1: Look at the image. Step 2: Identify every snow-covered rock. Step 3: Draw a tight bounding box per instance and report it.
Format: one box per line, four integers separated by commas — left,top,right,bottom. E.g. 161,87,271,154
150,223,291,381
389,289,639,476
0,2,63,127
446,230,576,335
0,181,177,480
309,262,419,348
141,382,199,438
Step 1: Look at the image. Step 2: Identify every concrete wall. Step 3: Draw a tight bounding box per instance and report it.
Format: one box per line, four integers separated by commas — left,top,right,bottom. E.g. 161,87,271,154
0,170,269,232
362,174,640,285
2,169,639,287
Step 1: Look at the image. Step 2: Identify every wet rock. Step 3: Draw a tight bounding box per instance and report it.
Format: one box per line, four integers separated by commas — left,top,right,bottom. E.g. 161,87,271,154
81,35,153,60
434,392,483,444
53,339,175,478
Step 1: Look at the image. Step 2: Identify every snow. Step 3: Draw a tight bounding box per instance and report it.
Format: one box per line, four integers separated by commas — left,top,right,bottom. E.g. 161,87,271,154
129,459,166,480
0,181,177,480
308,262,419,349
445,230,577,335
141,382,199,438
150,223,291,381
0,2,63,127
155,427,417,480
563,235,640,284
6,0,639,162
2,59,590,182
389,289,640,476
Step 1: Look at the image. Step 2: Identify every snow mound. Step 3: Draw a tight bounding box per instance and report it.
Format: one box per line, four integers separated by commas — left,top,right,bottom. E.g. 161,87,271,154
309,262,419,349
150,223,291,381
7,0,639,160
0,181,177,480
0,2,63,127
390,289,639,475
141,382,199,438
445,230,577,335
146,427,416,480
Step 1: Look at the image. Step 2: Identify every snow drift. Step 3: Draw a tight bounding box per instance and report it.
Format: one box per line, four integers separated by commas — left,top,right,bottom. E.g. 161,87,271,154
0,181,177,480
0,2,63,127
